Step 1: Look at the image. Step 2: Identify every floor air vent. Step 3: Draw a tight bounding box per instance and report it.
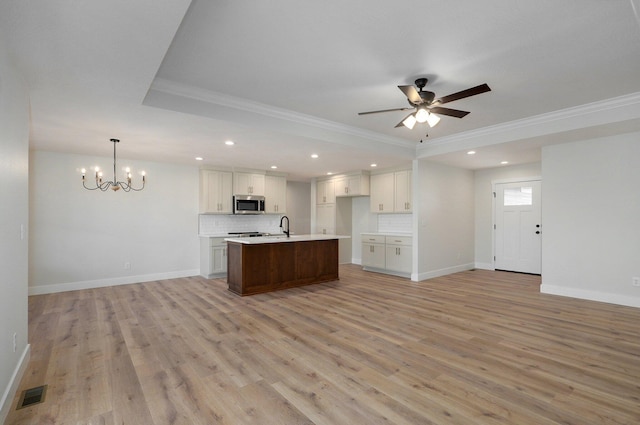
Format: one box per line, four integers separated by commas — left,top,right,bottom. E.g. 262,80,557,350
17,385,47,409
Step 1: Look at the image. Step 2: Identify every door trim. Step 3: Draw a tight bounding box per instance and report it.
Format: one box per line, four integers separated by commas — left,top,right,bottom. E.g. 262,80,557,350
491,176,541,272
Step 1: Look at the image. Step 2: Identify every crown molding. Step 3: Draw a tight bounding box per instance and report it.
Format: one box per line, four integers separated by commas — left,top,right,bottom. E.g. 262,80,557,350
149,78,415,149
417,91,640,157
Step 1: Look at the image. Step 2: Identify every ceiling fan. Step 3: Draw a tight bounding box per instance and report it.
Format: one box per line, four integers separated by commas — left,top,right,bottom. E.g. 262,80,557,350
358,78,491,129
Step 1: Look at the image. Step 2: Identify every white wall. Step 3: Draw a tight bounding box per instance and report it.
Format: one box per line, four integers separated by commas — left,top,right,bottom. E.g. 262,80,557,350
0,37,30,423
474,162,542,269
541,136,640,307
415,160,475,280
29,151,200,294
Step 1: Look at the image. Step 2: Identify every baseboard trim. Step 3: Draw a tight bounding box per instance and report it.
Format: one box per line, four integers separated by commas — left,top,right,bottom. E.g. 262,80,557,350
541,284,640,308
474,262,494,270
0,344,30,424
29,269,200,295
363,266,411,279
414,263,475,281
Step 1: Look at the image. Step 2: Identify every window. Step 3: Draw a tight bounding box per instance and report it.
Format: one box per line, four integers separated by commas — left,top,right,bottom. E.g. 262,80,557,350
504,186,532,206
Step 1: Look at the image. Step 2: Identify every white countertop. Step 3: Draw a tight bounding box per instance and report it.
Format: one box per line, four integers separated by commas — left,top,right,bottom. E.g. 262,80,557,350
225,234,351,244
361,232,412,236
199,233,231,238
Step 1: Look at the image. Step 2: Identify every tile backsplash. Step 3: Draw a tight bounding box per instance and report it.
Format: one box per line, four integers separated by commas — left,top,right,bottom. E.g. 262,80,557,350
199,214,283,236
377,213,412,233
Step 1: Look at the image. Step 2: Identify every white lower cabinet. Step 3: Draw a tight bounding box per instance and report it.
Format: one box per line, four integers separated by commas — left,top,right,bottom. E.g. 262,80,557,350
361,235,385,269
384,236,412,273
200,237,227,278
361,233,412,276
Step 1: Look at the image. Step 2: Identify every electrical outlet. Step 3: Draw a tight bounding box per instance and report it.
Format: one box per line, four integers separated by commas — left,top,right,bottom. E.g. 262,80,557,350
633,277,640,287
124,262,131,270
13,333,17,352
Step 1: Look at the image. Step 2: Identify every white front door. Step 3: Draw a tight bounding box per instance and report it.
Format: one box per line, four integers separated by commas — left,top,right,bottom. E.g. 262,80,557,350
494,180,541,274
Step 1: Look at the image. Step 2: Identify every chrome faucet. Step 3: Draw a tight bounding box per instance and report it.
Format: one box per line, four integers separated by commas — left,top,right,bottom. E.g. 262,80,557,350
279,215,290,237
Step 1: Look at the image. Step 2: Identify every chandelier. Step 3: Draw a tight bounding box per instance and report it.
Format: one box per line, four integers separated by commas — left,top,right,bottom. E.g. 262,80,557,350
81,138,146,192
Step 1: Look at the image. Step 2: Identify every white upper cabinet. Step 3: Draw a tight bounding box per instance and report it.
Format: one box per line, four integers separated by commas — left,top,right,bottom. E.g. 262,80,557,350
334,172,370,197
199,170,233,214
233,172,265,196
394,170,412,213
316,179,335,204
370,169,412,213
370,172,395,212
264,175,287,214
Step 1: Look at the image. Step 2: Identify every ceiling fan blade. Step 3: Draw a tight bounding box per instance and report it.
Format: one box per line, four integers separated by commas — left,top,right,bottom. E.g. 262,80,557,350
429,106,470,118
435,83,491,105
398,85,422,104
358,107,412,115
395,112,415,128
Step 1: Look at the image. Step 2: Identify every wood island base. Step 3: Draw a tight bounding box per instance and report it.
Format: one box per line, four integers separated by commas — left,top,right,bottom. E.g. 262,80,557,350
226,238,339,296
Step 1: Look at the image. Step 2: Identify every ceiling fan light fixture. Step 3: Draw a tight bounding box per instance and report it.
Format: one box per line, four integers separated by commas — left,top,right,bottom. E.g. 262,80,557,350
426,112,441,127
415,108,429,123
402,114,417,129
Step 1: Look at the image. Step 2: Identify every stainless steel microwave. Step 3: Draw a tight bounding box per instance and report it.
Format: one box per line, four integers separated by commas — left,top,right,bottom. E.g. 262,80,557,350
233,195,266,214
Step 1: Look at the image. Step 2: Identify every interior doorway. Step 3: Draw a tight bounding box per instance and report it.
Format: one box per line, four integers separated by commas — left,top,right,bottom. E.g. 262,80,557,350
493,179,542,274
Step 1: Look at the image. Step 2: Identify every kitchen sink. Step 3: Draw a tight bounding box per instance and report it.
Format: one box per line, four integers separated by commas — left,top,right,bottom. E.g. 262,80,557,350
265,234,303,240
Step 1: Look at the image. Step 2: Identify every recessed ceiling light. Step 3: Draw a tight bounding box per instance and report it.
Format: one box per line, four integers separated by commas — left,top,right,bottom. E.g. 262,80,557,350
501,161,509,165
467,151,476,155
311,154,319,159
195,157,203,161
270,165,277,169
371,163,377,167
327,172,333,175
225,140,234,146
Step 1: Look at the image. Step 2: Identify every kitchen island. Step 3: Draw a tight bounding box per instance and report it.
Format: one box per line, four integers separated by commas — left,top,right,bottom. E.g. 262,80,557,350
225,234,350,296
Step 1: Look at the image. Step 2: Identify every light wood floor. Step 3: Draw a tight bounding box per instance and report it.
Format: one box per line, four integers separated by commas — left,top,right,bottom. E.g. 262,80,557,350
7,265,640,424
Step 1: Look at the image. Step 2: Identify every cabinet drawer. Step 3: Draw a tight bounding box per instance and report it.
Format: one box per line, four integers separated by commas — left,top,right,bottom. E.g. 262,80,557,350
361,234,385,244
210,237,227,246
385,236,412,246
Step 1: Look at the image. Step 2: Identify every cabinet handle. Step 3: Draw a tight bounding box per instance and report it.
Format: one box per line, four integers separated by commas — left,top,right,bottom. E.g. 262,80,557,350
370,245,374,253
